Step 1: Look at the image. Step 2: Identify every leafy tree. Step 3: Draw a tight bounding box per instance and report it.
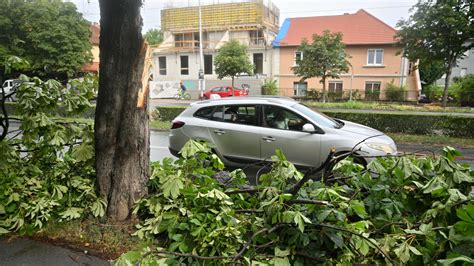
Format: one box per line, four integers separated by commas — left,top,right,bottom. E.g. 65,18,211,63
95,0,150,221
397,0,473,107
0,0,92,81
292,30,350,103
214,40,254,95
419,59,445,86
144,28,163,46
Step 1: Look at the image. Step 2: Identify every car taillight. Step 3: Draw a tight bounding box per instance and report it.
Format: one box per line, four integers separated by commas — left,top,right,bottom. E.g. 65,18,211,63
171,121,185,129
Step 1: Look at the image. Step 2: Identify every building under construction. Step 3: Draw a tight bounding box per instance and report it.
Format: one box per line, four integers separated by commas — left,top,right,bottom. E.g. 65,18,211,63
151,0,280,99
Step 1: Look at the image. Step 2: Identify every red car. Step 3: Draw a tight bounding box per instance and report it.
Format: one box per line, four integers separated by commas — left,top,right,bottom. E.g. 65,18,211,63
203,86,248,99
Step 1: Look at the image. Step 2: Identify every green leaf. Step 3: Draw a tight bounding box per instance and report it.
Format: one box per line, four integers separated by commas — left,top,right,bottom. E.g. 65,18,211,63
294,211,311,232
120,250,142,264
0,205,5,214
350,200,367,218
0,227,10,235
162,175,184,199
72,143,94,162
275,247,290,257
408,246,422,256
438,255,474,265
60,207,83,220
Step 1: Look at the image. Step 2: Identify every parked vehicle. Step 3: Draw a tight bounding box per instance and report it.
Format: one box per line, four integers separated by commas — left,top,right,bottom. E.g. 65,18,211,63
202,86,248,99
169,97,397,169
1,79,25,101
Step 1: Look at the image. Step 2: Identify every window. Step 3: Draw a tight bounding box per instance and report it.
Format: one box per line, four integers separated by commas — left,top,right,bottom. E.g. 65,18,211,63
194,106,215,119
367,49,384,65
253,53,263,75
294,51,303,65
263,105,307,131
293,82,307,96
222,105,256,125
180,56,189,75
328,81,343,93
204,55,213,75
158,56,166,75
365,81,381,100
175,33,194,47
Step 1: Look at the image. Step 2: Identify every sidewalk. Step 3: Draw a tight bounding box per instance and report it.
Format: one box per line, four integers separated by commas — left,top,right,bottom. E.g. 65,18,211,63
0,237,109,266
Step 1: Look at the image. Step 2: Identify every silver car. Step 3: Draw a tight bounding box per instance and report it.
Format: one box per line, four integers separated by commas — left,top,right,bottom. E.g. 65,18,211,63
169,97,397,169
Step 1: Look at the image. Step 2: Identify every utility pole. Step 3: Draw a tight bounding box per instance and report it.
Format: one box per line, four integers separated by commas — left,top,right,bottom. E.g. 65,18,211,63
198,0,205,99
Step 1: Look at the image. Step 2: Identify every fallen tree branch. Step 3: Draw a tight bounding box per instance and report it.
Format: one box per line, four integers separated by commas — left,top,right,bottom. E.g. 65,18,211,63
287,148,335,195
315,223,394,264
287,199,331,206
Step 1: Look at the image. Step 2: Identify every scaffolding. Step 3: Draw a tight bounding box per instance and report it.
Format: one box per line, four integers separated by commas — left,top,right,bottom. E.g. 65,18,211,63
161,0,279,33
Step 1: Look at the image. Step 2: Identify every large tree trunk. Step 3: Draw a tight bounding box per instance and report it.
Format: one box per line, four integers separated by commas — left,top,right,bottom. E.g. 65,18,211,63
95,0,150,221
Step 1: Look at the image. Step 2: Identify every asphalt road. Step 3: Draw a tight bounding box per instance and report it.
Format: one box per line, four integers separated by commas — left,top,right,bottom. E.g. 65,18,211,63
0,238,109,266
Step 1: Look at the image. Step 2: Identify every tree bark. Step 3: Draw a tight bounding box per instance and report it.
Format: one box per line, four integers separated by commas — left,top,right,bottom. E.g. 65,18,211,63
232,76,235,96
95,0,150,221
321,76,327,103
442,65,452,108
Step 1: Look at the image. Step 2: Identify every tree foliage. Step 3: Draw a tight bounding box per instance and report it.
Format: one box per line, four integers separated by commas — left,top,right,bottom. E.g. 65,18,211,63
419,59,445,86
144,28,163,46
0,0,92,81
292,30,350,103
0,74,104,235
117,140,473,265
214,40,254,89
396,0,473,107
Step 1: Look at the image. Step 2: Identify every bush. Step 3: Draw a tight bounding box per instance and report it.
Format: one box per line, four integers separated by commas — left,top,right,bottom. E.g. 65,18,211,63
154,106,187,121
155,106,474,138
385,82,406,101
453,74,474,107
305,89,321,101
364,90,380,101
422,84,444,101
325,111,474,138
261,79,278,95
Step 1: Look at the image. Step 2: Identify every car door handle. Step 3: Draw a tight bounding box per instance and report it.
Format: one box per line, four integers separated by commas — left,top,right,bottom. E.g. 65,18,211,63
262,136,275,142
213,129,226,135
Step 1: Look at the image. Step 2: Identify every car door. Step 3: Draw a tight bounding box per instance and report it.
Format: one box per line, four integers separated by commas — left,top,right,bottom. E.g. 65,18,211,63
208,104,261,163
259,105,321,168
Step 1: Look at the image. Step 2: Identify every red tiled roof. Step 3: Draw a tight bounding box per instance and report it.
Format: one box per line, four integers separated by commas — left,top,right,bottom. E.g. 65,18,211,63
277,9,397,46
90,23,100,45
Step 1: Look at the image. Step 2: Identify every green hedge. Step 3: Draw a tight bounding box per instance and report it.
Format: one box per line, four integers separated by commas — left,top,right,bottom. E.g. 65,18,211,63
154,106,187,122
155,106,474,138
324,111,474,138
2,102,96,118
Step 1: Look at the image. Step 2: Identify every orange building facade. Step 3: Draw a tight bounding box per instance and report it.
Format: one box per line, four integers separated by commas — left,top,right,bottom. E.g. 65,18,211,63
273,10,421,101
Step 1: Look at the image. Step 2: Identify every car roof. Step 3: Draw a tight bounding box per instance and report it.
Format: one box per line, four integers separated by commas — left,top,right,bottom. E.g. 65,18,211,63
191,96,298,107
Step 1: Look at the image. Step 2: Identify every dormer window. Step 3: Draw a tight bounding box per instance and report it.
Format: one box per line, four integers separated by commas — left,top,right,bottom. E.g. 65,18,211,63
367,49,384,65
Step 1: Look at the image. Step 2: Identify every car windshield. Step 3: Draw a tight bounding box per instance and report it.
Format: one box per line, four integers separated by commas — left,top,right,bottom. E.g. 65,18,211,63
292,103,341,129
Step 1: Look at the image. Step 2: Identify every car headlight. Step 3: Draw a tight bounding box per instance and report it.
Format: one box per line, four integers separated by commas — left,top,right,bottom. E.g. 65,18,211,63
365,142,396,154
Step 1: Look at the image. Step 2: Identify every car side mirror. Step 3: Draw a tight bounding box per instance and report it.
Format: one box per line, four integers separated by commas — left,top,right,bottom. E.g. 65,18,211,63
302,123,316,133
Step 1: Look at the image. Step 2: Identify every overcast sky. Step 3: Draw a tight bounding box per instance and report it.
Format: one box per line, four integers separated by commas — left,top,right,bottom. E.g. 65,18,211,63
71,0,418,32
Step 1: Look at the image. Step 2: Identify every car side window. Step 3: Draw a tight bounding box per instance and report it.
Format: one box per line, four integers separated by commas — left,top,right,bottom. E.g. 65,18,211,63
211,106,224,121
194,106,215,119
222,105,256,126
263,105,307,131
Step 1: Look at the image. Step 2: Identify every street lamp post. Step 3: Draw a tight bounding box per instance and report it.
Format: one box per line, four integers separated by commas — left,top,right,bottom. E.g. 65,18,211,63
198,0,205,99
